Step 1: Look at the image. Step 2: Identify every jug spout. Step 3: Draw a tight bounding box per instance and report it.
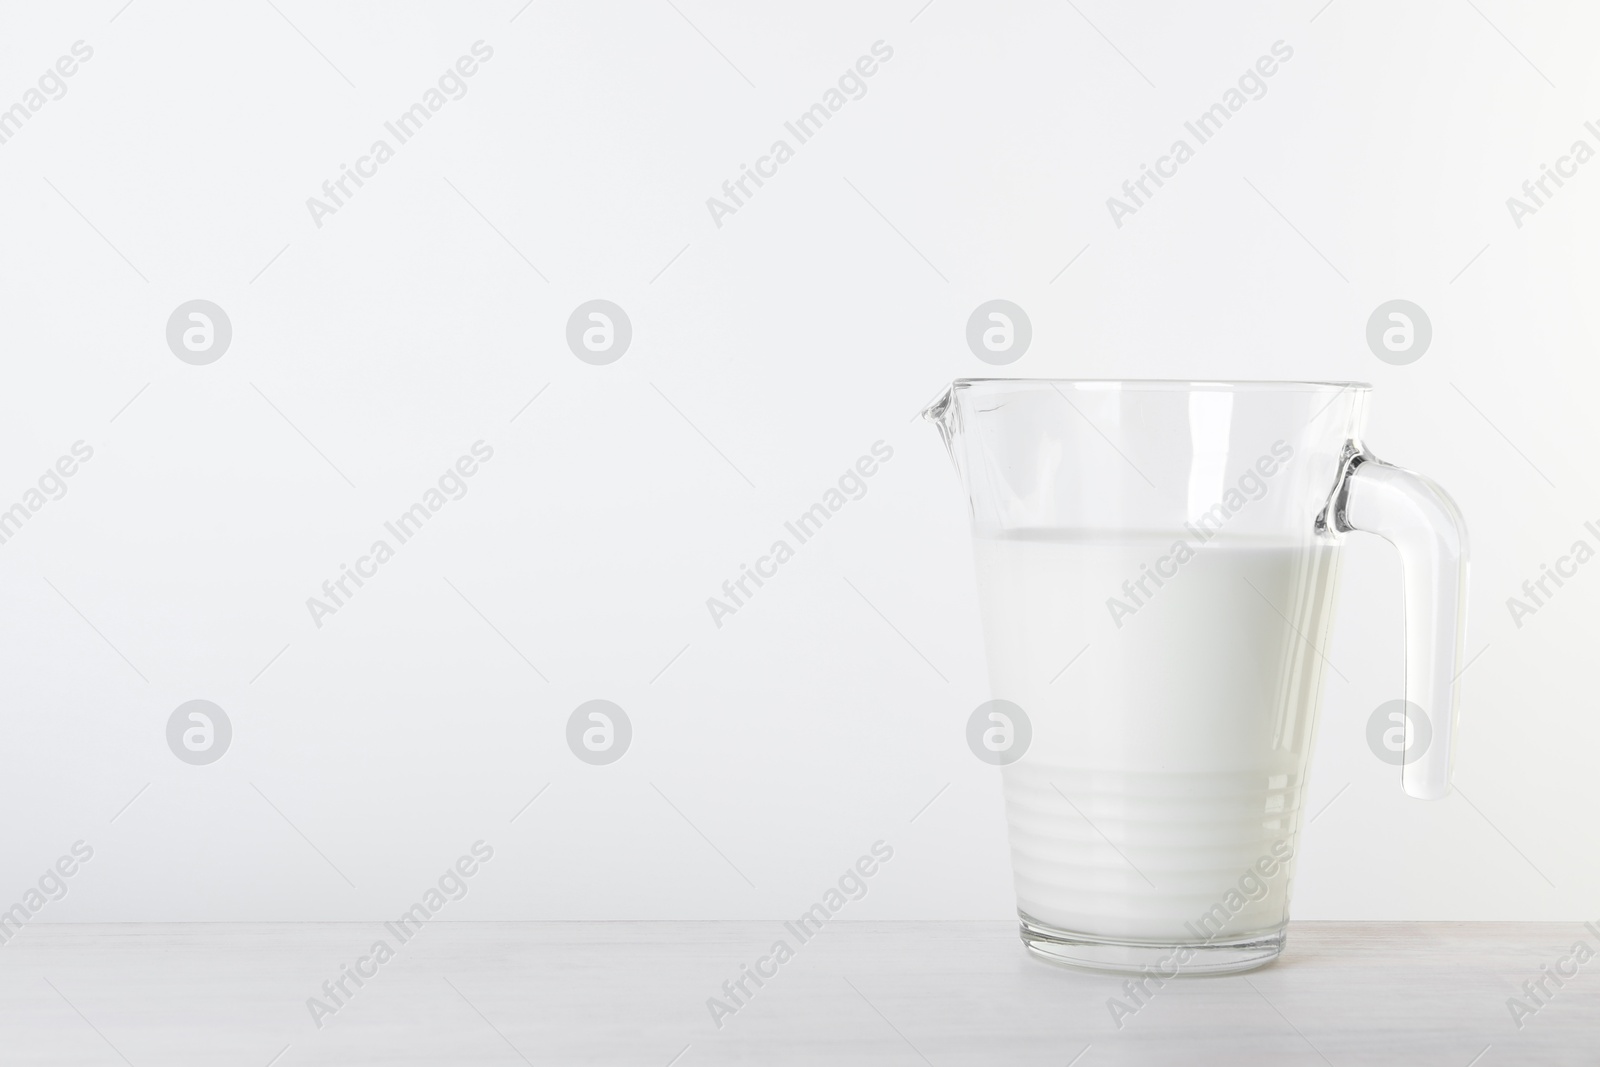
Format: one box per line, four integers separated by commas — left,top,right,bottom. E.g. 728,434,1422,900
921,383,960,459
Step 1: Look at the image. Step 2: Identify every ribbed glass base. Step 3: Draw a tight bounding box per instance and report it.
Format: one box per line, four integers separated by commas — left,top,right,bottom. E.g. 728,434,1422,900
1018,914,1285,976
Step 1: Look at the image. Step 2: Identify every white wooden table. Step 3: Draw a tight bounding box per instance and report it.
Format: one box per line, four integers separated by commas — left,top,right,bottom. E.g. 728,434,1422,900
0,922,1592,1064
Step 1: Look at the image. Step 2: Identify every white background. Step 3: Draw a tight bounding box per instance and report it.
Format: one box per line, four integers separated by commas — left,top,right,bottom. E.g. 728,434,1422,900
0,0,1594,923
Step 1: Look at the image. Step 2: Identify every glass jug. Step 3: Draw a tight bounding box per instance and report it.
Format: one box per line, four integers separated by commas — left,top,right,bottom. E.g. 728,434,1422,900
925,379,1468,974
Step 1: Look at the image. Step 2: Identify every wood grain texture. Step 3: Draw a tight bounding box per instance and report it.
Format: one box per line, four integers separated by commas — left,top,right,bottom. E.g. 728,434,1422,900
0,921,1593,1064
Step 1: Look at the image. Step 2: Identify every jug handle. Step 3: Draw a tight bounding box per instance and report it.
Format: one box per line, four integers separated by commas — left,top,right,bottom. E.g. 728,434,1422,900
1322,444,1469,800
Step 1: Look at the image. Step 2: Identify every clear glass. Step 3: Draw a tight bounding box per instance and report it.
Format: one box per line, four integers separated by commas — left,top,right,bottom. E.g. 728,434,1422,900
925,379,1468,975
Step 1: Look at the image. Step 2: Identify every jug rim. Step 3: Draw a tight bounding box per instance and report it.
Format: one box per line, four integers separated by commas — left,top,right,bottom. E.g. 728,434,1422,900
948,378,1371,392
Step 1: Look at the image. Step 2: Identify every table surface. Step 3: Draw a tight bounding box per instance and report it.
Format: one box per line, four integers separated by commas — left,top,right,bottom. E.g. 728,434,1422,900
0,921,1594,1065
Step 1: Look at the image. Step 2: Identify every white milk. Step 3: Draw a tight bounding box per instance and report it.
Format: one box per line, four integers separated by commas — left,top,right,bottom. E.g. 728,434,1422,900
973,530,1341,943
